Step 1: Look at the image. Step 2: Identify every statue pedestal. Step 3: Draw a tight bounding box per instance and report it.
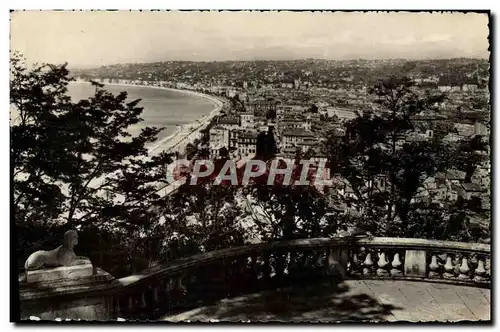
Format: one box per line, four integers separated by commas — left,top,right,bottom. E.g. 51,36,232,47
26,263,94,283
19,266,121,321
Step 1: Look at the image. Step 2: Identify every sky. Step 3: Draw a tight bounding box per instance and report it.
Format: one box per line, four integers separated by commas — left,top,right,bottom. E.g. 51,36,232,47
10,11,490,68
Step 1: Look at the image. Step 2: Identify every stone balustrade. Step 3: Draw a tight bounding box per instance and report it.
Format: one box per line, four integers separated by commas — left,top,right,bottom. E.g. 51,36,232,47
19,267,121,321
113,237,490,320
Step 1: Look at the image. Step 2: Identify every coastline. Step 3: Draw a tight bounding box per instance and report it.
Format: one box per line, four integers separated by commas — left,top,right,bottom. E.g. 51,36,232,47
71,81,224,156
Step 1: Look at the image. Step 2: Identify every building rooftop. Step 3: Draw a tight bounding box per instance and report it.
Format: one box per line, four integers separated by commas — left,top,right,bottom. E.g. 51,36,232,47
219,117,240,125
436,169,467,181
210,126,226,132
282,129,314,137
238,131,259,139
461,182,484,192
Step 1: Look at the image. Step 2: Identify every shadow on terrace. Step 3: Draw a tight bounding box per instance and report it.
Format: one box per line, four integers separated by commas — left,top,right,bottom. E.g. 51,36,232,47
164,278,400,322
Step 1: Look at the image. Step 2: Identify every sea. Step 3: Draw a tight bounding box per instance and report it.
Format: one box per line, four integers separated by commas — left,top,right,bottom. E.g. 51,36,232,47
67,82,216,145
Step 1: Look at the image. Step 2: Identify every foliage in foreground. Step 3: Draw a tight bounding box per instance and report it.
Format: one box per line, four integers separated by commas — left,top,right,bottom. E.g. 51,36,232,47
321,76,490,242
12,55,490,278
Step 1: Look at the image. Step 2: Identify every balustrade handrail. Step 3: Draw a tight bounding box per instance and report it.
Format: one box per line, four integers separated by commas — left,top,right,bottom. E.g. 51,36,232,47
117,236,490,289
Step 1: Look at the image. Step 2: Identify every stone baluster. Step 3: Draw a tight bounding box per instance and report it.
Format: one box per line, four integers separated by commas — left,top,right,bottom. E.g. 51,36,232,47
127,295,134,311
222,259,231,297
165,278,171,293
176,275,186,294
220,258,228,288
458,256,471,280
152,286,159,304
275,252,285,279
390,253,403,276
240,256,250,292
474,256,487,282
327,248,347,280
140,291,147,309
313,251,322,269
237,257,248,293
239,256,248,275
115,296,121,317
443,254,456,279
263,253,271,281
453,255,462,275
428,254,440,278
288,252,297,275
332,248,350,274
115,296,120,316
283,252,291,275
316,251,325,270
376,251,389,276
250,254,258,282
270,254,278,278
340,248,349,270
349,252,361,276
165,278,172,293
347,251,358,275
328,249,339,269
363,252,374,276
485,257,491,277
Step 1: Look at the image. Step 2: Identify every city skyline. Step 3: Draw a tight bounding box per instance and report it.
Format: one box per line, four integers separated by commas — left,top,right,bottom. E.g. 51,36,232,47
10,11,489,68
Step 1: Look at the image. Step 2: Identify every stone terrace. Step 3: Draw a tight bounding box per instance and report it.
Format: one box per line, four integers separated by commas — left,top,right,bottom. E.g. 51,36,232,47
20,237,491,322
163,280,490,322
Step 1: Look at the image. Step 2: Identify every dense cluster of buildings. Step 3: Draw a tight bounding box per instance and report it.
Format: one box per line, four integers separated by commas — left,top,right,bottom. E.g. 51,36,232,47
206,95,343,161
205,74,489,229
80,58,490,229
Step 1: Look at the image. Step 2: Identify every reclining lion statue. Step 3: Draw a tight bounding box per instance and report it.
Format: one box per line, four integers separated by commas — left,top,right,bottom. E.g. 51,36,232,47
24,230,90,273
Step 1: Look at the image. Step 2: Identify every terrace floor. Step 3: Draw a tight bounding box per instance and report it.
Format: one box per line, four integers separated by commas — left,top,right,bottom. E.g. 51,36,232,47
162,280,491,323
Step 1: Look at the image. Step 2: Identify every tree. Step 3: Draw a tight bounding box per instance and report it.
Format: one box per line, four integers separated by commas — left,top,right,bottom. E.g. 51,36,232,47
309,104,319,113
323,76,489,240
265,108,277,120
451,135,489,183
255,127,278,161
247,154,343,241
248,183,344,242
218,146,229,159
11,53,173,274
162,182,246,258
404,196,488,243
185,142,198,159
229,94,245,111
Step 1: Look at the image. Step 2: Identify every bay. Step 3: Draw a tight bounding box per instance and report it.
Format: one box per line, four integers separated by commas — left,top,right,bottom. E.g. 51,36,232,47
67,82,216,143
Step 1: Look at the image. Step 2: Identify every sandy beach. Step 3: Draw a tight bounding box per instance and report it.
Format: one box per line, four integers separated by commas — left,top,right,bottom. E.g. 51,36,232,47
72,81,225,156
66,81,226,201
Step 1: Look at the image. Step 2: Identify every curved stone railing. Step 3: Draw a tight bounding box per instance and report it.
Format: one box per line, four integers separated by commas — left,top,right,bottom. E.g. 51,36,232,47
113,237,491,320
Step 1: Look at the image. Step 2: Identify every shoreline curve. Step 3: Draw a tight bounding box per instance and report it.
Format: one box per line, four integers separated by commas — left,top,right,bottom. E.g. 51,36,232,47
71,81,224,155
